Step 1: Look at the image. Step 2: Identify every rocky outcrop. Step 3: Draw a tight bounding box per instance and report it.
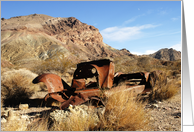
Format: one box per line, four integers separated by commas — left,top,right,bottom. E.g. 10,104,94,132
1,14,133,66
149,48,181,61
49,104,104,124
1,104,105,131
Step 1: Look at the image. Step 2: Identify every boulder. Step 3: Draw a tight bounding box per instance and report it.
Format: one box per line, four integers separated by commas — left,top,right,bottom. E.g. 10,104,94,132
19,104,29,110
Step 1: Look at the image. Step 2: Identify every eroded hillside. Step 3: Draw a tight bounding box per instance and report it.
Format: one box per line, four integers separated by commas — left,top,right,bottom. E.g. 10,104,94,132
1,14,133,67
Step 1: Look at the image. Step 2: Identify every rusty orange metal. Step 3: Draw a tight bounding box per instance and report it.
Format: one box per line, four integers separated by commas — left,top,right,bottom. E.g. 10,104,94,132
71,79,86,90
32,59,163,110
32,73,71,93
73,59,115,89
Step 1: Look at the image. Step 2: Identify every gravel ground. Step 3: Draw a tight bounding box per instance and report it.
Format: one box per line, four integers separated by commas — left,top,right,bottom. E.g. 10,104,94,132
145,90,181,131
1,90,181,131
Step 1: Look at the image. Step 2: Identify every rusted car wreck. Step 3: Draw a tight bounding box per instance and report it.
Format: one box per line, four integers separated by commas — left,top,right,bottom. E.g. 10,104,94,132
32,59,163,110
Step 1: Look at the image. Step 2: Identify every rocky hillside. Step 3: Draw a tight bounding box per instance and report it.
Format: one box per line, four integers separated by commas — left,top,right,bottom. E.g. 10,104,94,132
149,48,181,61
1,14,133,66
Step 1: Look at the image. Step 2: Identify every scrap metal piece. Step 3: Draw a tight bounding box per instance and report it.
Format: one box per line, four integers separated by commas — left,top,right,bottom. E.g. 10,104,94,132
32,73,71,93
113,72,147,86
73,59,115,89
71,79,86,90
60,89,102,109
32,59,165,110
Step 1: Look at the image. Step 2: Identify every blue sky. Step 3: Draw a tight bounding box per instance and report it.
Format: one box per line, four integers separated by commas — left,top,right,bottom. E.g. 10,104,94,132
1,1,181,55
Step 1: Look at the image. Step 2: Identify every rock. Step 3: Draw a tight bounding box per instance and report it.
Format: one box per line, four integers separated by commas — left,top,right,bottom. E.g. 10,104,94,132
7,110,15,121
1,117,7,123
50,109,71,123
153,104,158,108
149,48,181,61
49,104,103,124
20,115,29,121
19,104,29,110
150,104,159,108
1,14,136,66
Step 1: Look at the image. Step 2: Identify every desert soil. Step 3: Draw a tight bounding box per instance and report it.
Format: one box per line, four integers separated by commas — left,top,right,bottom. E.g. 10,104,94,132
145,90,181,131
1,90,181,131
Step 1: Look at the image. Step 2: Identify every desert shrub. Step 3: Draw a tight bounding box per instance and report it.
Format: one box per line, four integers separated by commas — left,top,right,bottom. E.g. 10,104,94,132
1,68,40,106
17,86,150,131
26,105,97,131
149,75,180,102
49,113,96,131
26,115,50,131
96,86,150,131
2,119,28,131
30,56,74,74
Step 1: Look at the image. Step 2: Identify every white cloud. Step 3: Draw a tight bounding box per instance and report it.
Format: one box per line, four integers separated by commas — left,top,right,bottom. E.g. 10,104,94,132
131,42,182,56
100,24,160,42
171,16,180,21
160,10,167,15
123,14,145,25
171,17,178,21
144,50,157,54
123,18,137,24
170,42,182,51
131,50,156,55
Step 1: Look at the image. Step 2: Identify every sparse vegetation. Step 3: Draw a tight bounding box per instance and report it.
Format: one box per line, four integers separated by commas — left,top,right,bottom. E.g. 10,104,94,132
30,56,74,75
1,68,40,106
1,13,181,131
2,86,150,131
96,86,150,131
149,74,181,102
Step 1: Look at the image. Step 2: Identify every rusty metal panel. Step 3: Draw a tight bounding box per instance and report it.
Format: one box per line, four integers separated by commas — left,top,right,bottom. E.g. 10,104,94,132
32,73,68,93
46,93,67,102
113,72,146,86
60,89,101,109
114,72,124,77
71,79,86,90
73,59,115,89
32,59,165,110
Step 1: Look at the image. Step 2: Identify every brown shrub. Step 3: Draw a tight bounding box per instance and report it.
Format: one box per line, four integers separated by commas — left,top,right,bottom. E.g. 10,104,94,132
96,86,150,131
30,56,74,74
149,75,180,102
1,68,40,106
13,86,150,131
50,113,96,131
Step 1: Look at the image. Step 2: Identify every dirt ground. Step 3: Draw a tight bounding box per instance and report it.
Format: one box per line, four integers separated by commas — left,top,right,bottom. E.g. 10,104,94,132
1,90,181,131
145,90,181,131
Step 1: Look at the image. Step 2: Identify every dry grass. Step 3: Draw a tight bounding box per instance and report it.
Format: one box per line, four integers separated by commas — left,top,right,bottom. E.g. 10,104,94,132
1,68,40,106
149,76,181,102
50,113,96,131
95,86,150,131
1,86,150,131
26,116,50,131
25,111,96,131
30,55,74,75
2,119,28,131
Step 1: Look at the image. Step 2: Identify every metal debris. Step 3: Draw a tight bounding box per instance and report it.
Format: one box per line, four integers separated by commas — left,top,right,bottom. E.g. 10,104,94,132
32,59,165,109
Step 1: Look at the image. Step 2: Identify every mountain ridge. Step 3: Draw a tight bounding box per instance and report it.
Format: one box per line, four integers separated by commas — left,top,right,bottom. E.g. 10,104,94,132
1,14,135,65
148,48,181,61
1,14,181,68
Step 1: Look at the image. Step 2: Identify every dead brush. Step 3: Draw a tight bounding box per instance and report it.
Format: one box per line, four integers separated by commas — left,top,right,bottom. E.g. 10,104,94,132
1,68,40,106
149,73,180,102
26,115,50,131
50,113,96,131
2,118,28,131
95,86,150,131
30,55,74,75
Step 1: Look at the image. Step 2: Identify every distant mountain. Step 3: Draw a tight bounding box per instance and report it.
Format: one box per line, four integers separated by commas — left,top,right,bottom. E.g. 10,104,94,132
148,48,181,61
1,13,181,74
1,14,134,66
